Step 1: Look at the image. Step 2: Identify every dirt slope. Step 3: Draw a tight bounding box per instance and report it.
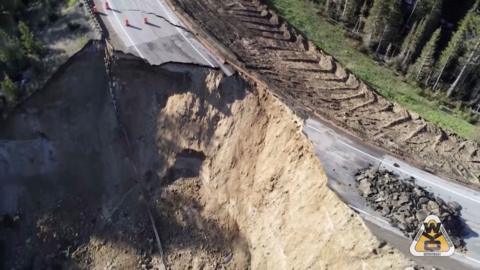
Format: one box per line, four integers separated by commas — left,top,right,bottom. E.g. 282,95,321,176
170,0,480,187
0,42,410,269
113,54,411,269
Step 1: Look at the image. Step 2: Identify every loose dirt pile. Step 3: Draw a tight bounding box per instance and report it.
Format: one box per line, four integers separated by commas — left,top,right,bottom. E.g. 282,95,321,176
356,166,466,249
0,42,412,269
171,0,480,187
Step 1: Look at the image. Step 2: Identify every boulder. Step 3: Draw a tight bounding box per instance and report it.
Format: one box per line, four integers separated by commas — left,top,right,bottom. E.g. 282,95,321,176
358,180,374,197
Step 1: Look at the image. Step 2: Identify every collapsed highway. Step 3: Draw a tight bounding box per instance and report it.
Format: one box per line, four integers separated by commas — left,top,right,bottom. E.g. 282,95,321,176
1,0,480,269
157,0,480,268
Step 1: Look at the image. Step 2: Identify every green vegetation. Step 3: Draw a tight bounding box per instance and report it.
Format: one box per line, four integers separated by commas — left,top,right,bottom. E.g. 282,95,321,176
0,30,28,75
67,0,78,8
18,21,43,56
1,73,18,102
0,0,50,106
409,28,441,82
268,0,478,139
362,0,389,47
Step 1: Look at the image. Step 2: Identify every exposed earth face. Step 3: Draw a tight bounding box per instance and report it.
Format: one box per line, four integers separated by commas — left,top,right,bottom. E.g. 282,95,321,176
0,41,410,269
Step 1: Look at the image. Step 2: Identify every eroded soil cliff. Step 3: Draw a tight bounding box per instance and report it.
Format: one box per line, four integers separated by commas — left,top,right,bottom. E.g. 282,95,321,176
0,42,409,269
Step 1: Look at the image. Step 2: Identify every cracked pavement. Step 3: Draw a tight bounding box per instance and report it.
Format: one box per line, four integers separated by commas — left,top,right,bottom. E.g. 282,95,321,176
92,0,224,68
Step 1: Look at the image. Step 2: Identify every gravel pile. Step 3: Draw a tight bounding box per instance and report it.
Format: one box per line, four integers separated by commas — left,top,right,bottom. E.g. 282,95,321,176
355,166,466,249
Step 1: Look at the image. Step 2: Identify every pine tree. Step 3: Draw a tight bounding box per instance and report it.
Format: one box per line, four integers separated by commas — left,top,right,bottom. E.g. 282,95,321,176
400,21,418,57
1,73,18,103
0,29,27,74
446,1,480,97
409,28,441,82
405,0,440,28
397,1,442,71
410,18,428,54
341,0,362,26
383,0,404,46
447,38,480,97
363,0,391,47
353,0,369,33
399,19,426,68
324,0,333,17
411,0,443,59
364,0,406,53
433,7,473,90
18,21,42,56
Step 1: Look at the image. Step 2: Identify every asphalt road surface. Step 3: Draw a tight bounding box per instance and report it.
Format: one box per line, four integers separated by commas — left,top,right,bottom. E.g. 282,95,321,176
92,0,231,74
304,118,480,269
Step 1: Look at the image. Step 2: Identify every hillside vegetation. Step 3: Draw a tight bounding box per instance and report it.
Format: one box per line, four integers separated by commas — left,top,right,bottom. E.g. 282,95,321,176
269,0,480,139
0,0,92,112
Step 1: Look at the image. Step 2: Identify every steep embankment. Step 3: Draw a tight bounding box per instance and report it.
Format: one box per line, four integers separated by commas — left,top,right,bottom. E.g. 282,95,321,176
171,0,480,187
1,42,409,269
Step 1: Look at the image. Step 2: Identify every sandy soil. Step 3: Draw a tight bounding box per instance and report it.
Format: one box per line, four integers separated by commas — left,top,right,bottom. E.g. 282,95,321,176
0,41,413,269
170,0,480,188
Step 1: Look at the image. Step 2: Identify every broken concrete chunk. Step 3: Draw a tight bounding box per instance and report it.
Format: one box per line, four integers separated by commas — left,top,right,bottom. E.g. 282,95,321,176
355,166,466,250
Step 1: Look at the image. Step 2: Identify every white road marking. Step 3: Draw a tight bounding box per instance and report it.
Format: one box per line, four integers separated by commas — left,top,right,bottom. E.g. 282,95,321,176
350,204,480,266
103,0,217,67
308,122,480,266
348,204,390,226
456,253,480,265
305,123,480,204
108,1,145,59
153,0,216,67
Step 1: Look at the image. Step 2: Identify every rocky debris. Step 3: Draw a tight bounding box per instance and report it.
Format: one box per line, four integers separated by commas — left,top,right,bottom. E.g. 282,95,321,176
404,266,436,270
355,166,466,250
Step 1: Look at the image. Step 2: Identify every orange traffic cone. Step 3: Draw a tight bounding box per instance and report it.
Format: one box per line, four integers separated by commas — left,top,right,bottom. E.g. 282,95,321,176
105,1,110,10
92,4,98,13
125,19,129,26
144,17,148,24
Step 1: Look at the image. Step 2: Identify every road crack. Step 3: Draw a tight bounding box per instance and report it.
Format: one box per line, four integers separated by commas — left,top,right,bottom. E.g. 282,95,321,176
122,8,195,35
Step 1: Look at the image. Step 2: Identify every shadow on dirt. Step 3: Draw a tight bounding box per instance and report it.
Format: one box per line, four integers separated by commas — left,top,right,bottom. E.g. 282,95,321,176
0,41,251,269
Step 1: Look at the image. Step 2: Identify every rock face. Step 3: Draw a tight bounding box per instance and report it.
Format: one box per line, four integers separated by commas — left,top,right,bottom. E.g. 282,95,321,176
355,166,466,250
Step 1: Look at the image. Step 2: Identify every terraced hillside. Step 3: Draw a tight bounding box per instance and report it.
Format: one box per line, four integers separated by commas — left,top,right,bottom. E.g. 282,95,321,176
171,0,480,187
